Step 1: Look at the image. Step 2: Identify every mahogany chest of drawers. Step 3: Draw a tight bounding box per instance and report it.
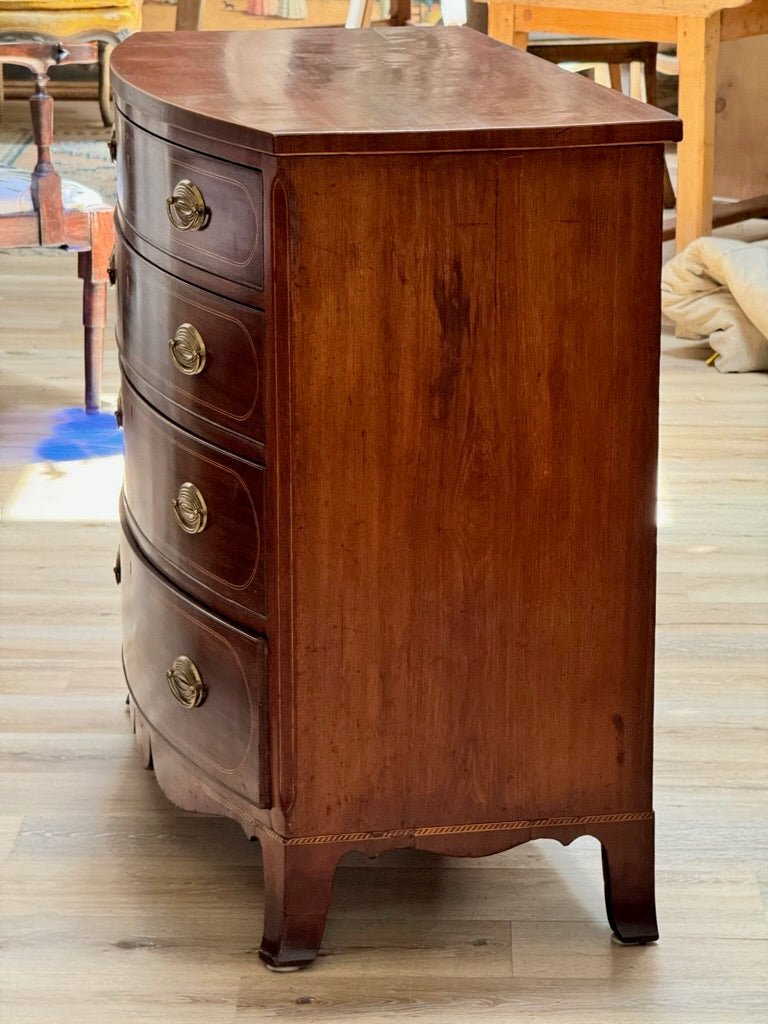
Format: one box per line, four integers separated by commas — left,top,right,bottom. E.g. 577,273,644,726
111,27,681,970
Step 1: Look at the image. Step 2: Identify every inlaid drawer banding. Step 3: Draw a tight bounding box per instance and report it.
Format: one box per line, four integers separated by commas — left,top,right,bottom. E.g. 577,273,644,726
115,235,265,455
116,115,265,290
121,378,267,621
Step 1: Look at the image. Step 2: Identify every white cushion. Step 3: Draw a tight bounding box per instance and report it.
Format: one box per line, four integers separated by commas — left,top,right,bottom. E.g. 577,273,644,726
0,166,108,215
662,237,768,372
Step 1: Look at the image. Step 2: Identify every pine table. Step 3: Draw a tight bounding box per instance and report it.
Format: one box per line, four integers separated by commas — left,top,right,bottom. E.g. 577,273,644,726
478,0,768,250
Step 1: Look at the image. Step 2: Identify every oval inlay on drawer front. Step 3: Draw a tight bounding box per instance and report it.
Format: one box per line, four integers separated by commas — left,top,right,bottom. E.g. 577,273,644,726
116,115,264,290
121,378,266,620
120,523,268,804
115,236,265,452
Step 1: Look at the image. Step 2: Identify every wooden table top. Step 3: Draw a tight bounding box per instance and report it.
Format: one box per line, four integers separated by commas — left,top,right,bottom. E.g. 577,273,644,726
111,27,681,156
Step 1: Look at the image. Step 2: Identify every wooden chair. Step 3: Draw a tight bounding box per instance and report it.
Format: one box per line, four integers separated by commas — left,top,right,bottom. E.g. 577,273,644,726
0,0,141,126
525,37,677,209
0,41,114,412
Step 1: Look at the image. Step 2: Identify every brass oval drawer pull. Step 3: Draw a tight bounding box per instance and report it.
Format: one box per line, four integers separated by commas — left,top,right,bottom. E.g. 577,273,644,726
168,323,207,376
166,179,209,231
166,655,207,709
172,482,208,534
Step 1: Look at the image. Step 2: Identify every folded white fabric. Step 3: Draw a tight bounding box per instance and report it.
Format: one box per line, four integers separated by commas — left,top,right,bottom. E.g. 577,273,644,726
661,236,768,372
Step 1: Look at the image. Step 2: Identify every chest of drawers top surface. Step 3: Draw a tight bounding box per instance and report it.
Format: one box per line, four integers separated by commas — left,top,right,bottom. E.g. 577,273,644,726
110,26,680,157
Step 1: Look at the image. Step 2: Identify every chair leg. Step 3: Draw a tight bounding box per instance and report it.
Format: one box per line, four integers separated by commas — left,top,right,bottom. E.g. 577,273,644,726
78,250,107,414
608,63,622,91
98,42,114,128
78,210,114,413
642,49,677,210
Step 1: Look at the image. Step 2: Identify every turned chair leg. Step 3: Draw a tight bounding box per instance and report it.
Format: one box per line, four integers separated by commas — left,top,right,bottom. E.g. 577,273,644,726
258,836,343,971
599,818,659,945
79,252,107,414
78,209,114,413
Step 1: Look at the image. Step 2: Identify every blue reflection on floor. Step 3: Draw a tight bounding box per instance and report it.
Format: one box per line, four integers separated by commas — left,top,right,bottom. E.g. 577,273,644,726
34,408,123,463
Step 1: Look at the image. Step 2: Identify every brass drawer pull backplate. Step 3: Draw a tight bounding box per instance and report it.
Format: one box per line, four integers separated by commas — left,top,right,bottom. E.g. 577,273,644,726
168,323,207,376
166,179,209,231
172,481,208,534
166,655,207,709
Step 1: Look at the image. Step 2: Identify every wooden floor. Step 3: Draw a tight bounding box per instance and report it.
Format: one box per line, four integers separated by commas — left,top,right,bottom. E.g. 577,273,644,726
1,102,767,1024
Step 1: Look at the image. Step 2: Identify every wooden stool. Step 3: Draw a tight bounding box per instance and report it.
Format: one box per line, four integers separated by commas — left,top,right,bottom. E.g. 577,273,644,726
526,36,676,208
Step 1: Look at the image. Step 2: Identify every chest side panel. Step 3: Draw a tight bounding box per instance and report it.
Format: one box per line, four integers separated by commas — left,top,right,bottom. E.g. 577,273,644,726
276,145,662,836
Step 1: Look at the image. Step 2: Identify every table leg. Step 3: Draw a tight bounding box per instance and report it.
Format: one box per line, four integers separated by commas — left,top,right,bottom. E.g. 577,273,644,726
675,14,720,251
390,0,411,24
487,3,528,48
175,0,206,31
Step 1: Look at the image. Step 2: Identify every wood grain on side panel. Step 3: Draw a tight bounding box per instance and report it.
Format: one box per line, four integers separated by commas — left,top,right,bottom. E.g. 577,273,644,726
279,146,662,836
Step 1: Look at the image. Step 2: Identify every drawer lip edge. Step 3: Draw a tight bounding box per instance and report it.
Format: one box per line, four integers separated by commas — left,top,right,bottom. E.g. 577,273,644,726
125,665,271,808
115,210,267,310
118,356,266,462
120,495,268,632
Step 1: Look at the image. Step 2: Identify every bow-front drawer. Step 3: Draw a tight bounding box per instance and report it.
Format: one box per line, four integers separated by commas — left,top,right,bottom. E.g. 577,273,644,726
116,234,265,457
121,377,267,627
116,115,264,290
120,521,269,805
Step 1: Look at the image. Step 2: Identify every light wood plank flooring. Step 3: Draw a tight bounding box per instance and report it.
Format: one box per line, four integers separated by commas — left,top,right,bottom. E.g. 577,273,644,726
1,103,766,1024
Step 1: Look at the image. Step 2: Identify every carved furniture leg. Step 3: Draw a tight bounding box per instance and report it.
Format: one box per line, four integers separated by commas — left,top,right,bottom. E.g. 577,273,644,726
258,836,344,971
30,70,65,244
599,817,659,945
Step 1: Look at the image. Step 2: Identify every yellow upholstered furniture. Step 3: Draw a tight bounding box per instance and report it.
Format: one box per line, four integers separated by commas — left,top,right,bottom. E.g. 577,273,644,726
0,0,141,124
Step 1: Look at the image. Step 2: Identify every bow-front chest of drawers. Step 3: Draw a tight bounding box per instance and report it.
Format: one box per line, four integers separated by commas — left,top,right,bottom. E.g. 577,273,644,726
111,27,680,970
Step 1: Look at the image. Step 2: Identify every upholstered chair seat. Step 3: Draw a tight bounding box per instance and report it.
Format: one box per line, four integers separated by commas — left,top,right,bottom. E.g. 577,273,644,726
0,166,107,215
